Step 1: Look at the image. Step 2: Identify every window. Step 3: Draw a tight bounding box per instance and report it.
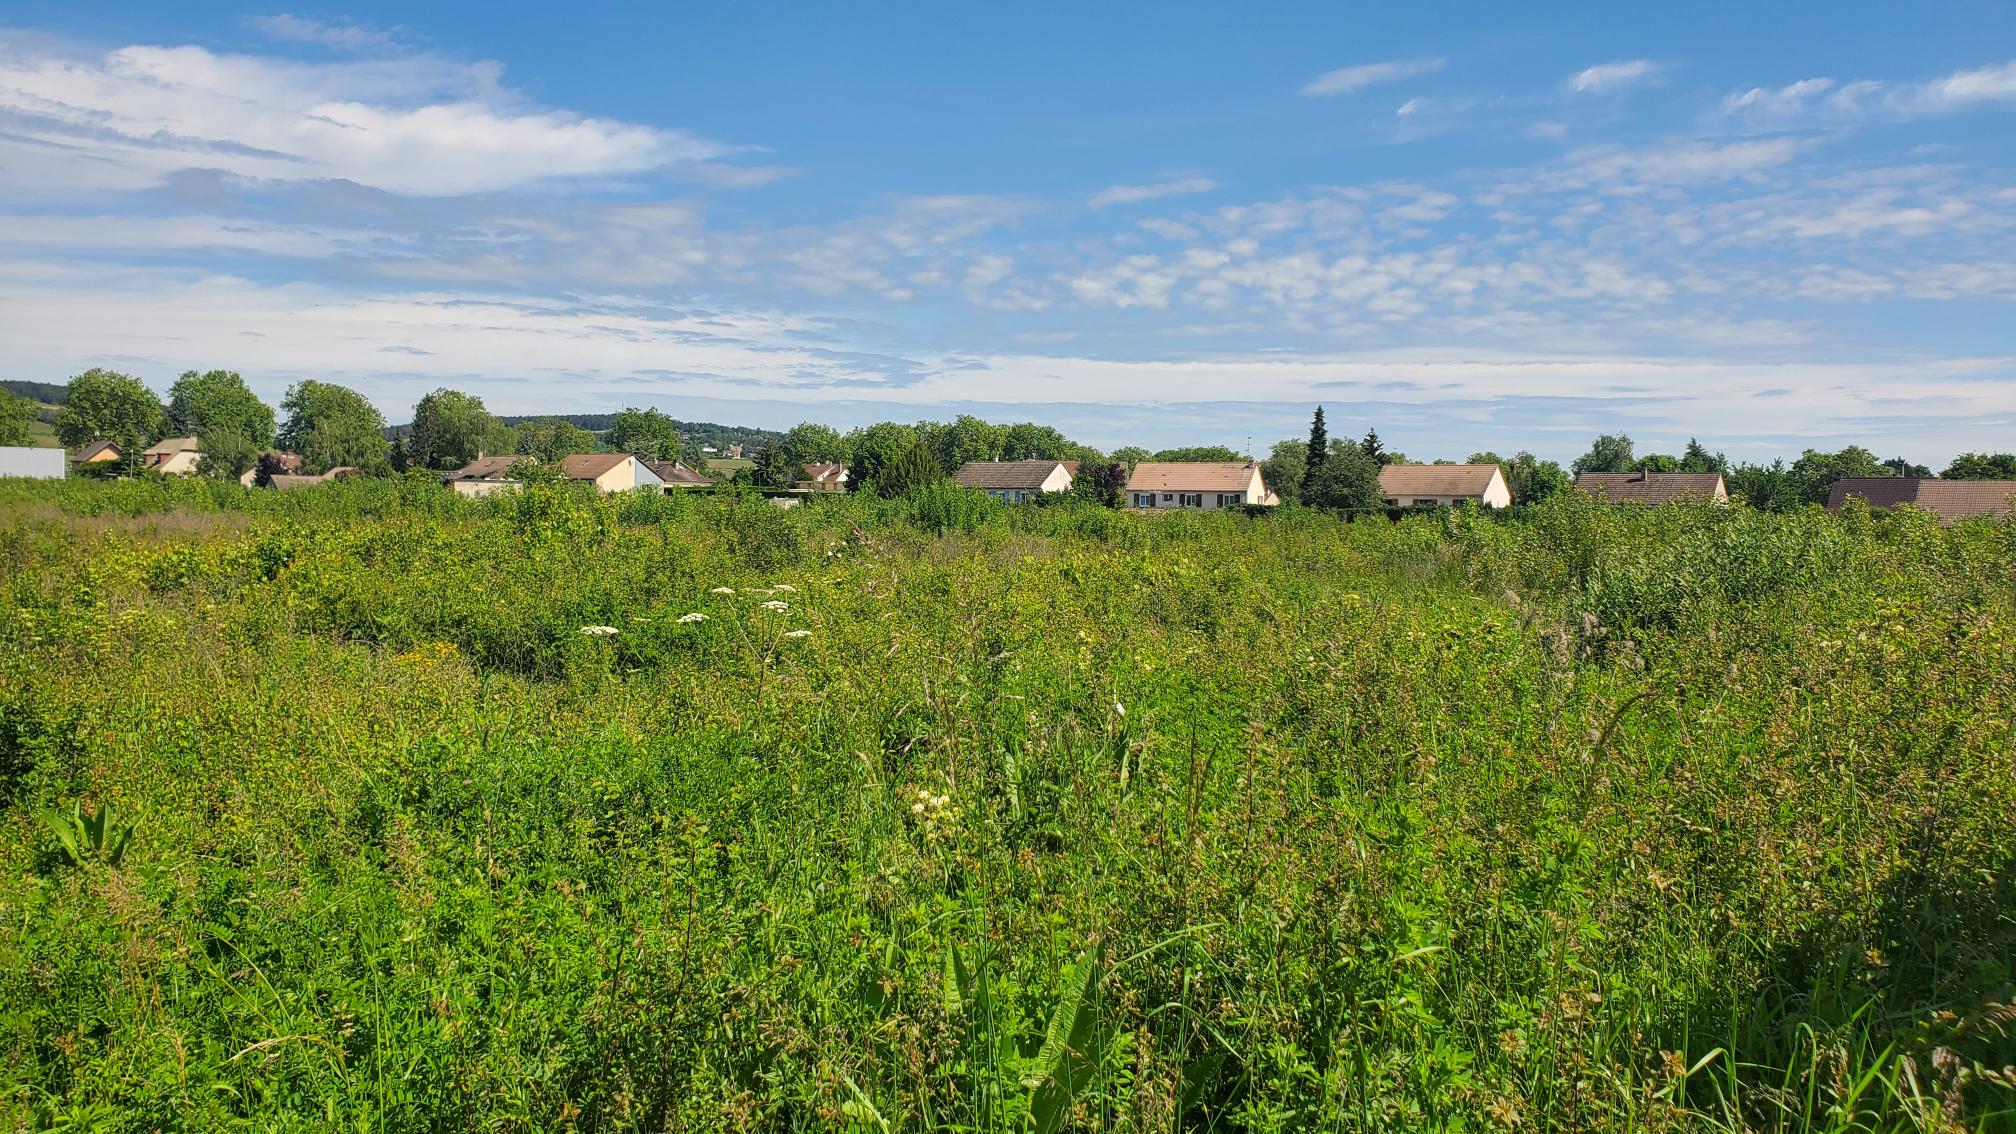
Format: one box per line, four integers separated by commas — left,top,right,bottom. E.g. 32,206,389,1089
1162,493,1175,502
1216,492,1244,507
1180,493,1203,507
1413,499,1435,506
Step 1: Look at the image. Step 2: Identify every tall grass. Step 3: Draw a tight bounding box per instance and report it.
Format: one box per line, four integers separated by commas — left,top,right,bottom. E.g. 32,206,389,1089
0,478,2010,1131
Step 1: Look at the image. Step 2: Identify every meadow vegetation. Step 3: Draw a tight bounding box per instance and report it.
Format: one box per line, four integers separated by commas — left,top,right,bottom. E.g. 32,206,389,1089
0,477,2011,1131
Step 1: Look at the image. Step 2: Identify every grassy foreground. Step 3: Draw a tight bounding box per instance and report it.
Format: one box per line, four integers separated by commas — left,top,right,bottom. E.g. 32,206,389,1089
0,477,2011,1132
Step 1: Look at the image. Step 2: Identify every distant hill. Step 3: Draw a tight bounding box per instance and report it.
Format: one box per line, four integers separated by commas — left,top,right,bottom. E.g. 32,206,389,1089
1,380,69,405
388,413,782,451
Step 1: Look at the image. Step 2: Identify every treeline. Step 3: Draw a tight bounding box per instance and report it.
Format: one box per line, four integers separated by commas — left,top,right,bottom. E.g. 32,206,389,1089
8,374,2011,510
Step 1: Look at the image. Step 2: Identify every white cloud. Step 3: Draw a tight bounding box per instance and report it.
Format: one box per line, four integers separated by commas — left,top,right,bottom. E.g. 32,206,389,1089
1564,138,1806,186
1088,177,1218,207
1567,60,1660,94
246,14,401,51
1723,60,2016,125
1301,57,1445,97
0,39,744,197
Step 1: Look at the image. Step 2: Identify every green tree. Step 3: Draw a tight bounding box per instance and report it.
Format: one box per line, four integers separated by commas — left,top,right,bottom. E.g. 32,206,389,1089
1301,407,1328,497
999,422,1076,462
778,422,849,467
516,418,599,463
166,370,276,478
609,407,684,461
751,445,803,488
1507,452,1569,505
1884,457,1932,478
56,369,165,474
845,422,922,493
1943,452,2016,479
409,389,512,470
1304,441,1382,510
0,389,36,447
1786,446,1890,505
872,439,945,498
1152,445,1244,462
1262,438,1308,507
1635,453,1680,473
1680,438,1727,473
1360,427,1387,464
1068,460,1129,508
1727,460,1800,511
1571,433,1635,475
277,381,389,474
1109,446,1153,469
930,415,1006,471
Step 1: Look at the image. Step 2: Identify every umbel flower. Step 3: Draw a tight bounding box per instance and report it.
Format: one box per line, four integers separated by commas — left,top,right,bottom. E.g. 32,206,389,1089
760,600,789,613
579,625,619,636
677,612,708,623
710,587,736,595
783,629,812,638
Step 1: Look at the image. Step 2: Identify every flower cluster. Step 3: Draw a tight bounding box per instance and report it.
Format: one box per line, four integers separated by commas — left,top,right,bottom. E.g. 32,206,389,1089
677,612,708,624
909,787,957,842
579,625,619,636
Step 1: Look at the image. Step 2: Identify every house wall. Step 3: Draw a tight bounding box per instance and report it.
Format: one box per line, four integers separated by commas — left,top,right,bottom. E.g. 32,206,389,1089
1129,470,1267,510
590,458,662,492
0,446,66,479
451,479,520,497
153,450,201,476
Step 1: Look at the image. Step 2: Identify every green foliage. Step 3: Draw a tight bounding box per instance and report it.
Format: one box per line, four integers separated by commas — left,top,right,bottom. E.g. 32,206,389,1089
1944,452,2016,480
999,421,1079,461
751,445,803,488
1303,406,1328,496
608,406,685,462
871,438,944,498
0,478,2013,1130
1260,438,1307,506
1572,432,1635,474
1152,444,1245,462
514,416,600,462
277,380,390,474
1790,444,1892,505
1472,449,1571,505
1109,445,1153,469
1303,440,1382,509
55,369,165,472
777,422,849,466
1069,460,1128,508
1681,437,1727,473
843,422,922,493
409,387,513,470
0,389,36,447
1360,426,1387,463
167,369,276,478
928,414,1008,471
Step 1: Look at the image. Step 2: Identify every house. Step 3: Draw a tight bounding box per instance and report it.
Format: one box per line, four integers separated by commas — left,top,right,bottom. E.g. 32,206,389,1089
237,452,304,486
560,452,664,493
141,436,202,476
1378,463,1512,508
72,440,122,468
0,447,66,480
442,454,534,496
644,459,714,488
1124,462,1278,510
725,443,744,459
1828,477,2016,524
264,467,361,490
1575,471,1729,505
796,463,849,492
952,459,1075,502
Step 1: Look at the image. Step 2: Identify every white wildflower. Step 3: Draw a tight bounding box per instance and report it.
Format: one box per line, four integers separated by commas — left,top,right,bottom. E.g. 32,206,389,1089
579,625,619,636
709,587,736,595
911,802,926,814
1114,701,1126,717
760,600,789,612
677,612,708,623
772,584,798,593
783,629,812,638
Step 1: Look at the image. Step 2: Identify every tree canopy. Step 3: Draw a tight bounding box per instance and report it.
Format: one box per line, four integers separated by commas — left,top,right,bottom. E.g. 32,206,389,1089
515,418,599,463
844,422,923,493
0,389,37,448
409,388,513,470
167,369,275,478
1302,441,1382,510
1943,452,2016,480
56,369,164,473
608,408,684,462
1571,433,1635,475
778,422,849,467
277,381,389,474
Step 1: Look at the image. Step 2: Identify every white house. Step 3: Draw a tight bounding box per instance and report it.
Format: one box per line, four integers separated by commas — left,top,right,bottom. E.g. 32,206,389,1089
796,463,849,492
1124,462,1277,510
1377,464,1513,508
560,453,664,493
952,459,1075,502
141,436,202,476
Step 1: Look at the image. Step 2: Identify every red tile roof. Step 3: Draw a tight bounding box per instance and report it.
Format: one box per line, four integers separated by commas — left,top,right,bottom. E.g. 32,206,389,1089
1576,472,1728,503
1828,478,2016,523
952,460,1072,490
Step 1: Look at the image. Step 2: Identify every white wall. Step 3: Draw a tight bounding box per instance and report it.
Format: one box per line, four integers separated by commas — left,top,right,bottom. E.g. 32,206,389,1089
0,447,66,479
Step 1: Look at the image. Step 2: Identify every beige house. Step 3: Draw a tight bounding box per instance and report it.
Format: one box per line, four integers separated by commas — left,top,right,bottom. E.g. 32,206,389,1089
796,463,849,492
1828,477,2016,524
72,440,122,468
1576,471,1729,505
1125,462,1277,510
264,467,361,490
560,453,664,493
443,454,533,496
141,436,202,476
952,459,1075,502
644,459,714,488
1379,464,1512,508
237,452,304,486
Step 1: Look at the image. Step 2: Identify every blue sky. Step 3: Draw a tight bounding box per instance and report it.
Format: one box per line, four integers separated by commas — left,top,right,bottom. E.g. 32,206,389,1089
2,2,2014,462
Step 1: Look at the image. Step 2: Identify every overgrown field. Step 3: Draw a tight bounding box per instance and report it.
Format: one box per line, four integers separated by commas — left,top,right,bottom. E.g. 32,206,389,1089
1,477,2012,1132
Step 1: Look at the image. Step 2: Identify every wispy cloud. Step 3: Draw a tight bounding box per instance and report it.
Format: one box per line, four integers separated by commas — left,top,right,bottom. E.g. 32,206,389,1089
1088,177,1218,207
1567,60,1660,94
245,14,402,51
1301,57,1445,97
1724,60,2016,124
